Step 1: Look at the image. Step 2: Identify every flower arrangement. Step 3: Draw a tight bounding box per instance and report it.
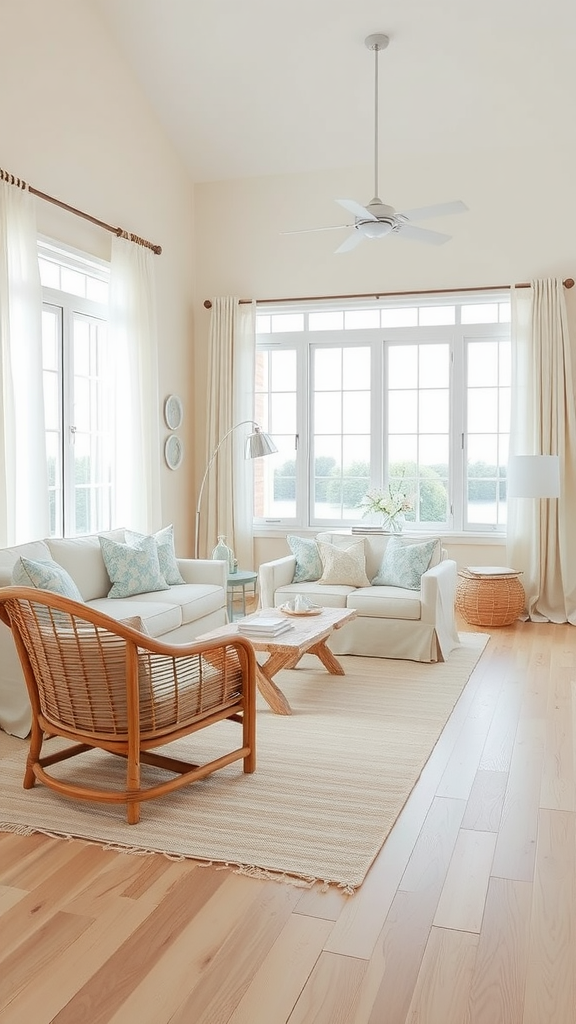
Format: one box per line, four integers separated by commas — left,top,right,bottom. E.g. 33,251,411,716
360,481,413,531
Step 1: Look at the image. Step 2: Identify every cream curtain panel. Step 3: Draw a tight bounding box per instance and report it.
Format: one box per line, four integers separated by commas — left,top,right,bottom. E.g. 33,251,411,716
109,236,162,534
204,297,256,568
506,278,576,622
0,181,49,544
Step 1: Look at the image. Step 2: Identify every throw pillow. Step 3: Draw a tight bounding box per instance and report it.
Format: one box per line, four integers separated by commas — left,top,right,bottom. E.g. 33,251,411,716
11,557,84,602
371,536,439,590
125,524,185,585
317,539,371,587
287,535,322,583
99,534,170,599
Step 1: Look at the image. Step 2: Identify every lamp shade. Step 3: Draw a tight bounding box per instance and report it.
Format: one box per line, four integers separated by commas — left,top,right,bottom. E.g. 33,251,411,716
507,455,561,498
245,427,277,459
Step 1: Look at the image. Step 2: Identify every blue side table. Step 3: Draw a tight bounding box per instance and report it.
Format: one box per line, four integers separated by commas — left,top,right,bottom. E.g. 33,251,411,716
227,569,258,620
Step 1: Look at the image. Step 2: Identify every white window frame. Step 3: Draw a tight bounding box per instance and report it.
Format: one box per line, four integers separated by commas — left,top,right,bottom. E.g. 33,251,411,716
254,291,511,537
39,239,112,538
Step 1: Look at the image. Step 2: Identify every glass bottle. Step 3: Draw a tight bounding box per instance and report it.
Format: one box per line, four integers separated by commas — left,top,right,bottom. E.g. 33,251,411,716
211,535,234,572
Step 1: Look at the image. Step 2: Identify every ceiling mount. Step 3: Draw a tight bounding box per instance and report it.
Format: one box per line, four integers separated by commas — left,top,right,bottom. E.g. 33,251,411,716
364,33,389,52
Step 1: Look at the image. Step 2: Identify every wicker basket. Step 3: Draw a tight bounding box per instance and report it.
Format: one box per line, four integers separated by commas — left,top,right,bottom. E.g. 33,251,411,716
456,571,525,627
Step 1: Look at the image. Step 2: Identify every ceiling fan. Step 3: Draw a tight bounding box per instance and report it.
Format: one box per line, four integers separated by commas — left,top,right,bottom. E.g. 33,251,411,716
283,33,468,253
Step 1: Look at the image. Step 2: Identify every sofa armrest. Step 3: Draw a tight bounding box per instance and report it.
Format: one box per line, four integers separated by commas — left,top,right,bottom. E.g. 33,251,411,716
420,558,460,658
258,555,296,609
176,558,227,589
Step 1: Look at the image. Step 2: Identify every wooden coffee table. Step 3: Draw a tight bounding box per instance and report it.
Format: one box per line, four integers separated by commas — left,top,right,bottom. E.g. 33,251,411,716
197,606,357,715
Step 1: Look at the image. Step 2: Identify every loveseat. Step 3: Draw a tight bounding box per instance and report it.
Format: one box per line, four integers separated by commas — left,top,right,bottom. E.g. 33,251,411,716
0,527,228,737
258,531,459,664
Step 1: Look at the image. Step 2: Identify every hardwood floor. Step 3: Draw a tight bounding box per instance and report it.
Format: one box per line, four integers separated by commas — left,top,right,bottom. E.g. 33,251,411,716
1,615,575,1023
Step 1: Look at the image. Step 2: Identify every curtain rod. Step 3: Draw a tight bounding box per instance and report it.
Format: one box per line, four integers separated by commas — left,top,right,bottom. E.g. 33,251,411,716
203,278,574,309
0,168,162,255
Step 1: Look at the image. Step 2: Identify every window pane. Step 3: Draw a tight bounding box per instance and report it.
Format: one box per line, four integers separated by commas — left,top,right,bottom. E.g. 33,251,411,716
270,349,297,391
61,267,85,297
419,344,449,387
314,348,342,389
344,308,379,330
271,313,303,333
381,307,417,328
388,390,417,432
309,311,343,331
39,259,59,288
468,341,498,386
419,389,449,433
419,305,455,326
389,345,417,388
461,303,499,324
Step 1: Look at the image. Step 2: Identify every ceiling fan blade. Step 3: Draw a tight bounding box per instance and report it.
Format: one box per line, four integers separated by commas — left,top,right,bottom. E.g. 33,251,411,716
399,200,468,222
398,224,452,246
336,198,377,221
281,224,352,235
335,231,365,254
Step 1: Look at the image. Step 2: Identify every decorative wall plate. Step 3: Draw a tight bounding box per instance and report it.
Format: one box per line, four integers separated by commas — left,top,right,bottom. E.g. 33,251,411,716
164,394,183,431
165,434,184,470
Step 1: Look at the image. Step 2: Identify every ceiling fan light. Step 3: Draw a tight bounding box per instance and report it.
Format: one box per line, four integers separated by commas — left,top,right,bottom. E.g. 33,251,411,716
360,220,393,239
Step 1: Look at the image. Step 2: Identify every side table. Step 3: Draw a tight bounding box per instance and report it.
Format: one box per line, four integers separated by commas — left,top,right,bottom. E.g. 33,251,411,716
227,569,258,620
456,566,525,627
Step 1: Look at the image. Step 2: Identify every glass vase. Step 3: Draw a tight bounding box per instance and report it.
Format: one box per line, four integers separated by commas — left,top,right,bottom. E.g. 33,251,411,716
211,535,234,572
382,514,404,533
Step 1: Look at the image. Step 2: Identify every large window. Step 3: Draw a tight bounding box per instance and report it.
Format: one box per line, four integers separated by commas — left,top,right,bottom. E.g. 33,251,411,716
39,241,112,537
254,293,511,533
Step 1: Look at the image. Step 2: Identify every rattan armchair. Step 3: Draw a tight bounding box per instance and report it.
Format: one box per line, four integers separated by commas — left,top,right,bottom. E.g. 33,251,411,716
0,587,256,823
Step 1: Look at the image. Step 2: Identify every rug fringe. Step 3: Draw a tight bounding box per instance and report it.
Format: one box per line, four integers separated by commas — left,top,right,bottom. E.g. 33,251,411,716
0,822,358,893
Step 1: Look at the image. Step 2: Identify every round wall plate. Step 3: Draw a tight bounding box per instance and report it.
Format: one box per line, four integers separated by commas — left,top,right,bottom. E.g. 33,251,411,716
165,434,184,470
164,394,183,431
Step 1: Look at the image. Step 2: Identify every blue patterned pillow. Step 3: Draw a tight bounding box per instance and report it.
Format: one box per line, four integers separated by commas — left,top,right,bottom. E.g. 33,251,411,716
371,536,439,590
99,534,170,599
287,535,322,583
125,524,185,585
12,557,84,602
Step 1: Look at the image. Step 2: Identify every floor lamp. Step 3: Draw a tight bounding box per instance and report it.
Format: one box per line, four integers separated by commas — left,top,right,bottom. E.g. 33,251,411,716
507,454,561,614
195,421,277,558
507,454,561,501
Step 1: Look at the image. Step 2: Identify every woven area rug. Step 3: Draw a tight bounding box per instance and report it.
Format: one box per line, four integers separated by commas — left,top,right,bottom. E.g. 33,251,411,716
0,633,488,892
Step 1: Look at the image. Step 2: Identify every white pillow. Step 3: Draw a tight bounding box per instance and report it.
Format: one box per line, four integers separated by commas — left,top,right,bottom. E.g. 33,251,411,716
125,524,185,585
371,536,439,590
99,534,170,599
317,539,370,587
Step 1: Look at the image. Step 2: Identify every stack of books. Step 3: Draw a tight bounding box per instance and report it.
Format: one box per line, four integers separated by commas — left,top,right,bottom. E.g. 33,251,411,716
237,614,294,638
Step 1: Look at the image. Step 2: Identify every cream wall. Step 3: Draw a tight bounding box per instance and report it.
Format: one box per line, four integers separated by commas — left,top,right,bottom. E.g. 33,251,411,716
0,0,197,554
194,143,576,570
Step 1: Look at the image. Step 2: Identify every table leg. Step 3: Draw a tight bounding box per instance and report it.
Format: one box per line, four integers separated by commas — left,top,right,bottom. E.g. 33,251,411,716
306,640,346,675
256,663,292,715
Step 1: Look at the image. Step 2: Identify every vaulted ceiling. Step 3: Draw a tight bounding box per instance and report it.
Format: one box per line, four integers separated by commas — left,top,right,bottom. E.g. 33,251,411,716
93,0,574,184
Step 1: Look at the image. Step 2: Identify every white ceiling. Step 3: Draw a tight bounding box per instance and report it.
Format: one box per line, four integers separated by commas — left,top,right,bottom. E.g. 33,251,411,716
93,0,575,184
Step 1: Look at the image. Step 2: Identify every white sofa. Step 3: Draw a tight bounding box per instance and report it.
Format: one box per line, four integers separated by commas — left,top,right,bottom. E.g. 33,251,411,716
258,531,459,664
0,528,228,737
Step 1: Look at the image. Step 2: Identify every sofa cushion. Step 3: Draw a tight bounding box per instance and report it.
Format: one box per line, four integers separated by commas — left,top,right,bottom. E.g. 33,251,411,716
273,582,350,609
347,586,422,620
11,557,84,602
125,524,185,586
47,529,126,601
371,536,439,590
127,584,225,624
287,535,322,582
99,534,170,599
86,597,182,638
317,539,370,587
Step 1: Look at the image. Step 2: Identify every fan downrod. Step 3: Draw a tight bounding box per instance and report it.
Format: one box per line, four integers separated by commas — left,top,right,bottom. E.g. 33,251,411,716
364,33,389,52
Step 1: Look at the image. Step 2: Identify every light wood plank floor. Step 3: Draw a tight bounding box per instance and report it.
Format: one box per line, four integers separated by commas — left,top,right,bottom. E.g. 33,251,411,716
1,615,575,1023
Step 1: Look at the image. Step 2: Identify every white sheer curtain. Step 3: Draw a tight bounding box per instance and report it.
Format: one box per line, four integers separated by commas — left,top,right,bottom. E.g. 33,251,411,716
0,180,49,544
506,278,576,622
204,297,256,568
109,236,161,533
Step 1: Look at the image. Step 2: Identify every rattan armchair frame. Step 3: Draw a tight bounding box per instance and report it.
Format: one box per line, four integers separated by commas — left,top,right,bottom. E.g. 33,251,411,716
0,587,256,824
